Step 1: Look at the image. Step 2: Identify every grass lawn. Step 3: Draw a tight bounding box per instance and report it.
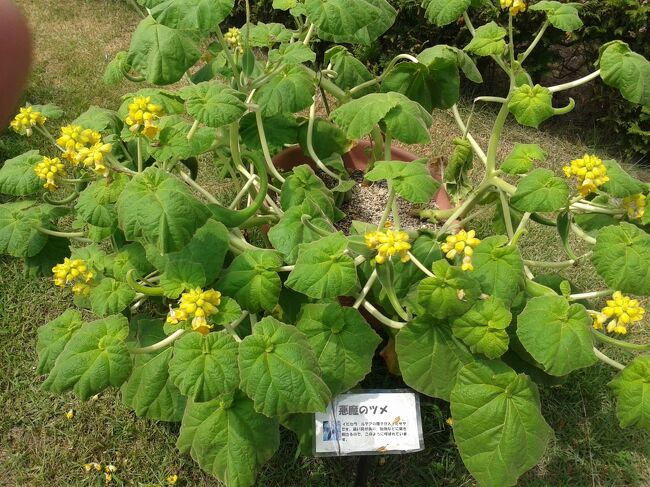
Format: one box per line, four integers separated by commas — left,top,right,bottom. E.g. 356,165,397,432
1,1,649,486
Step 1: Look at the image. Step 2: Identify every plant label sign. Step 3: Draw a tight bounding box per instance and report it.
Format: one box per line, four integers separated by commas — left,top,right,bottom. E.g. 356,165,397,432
314,390,424,456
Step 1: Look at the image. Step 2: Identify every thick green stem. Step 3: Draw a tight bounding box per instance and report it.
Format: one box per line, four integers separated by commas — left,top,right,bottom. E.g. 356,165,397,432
592,329,650,351
43,191,79,205
353,269,378,309
407,252,434,277
361,301,406,329
486,101,512,175
187,120,199,141
130,329,185,355
570,289,614,300
126,269,165,296
36,226,85,238
215,28,240,86
520,20,549,63
301,215,333,237
499,190,515,239
378,186,396,229
570,223,597,245
136,137,143,172
254,110,286,184
593,347,625,370
306,98,340,180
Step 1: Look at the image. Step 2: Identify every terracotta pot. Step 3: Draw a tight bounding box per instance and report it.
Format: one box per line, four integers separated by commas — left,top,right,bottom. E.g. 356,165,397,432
271,140,453,211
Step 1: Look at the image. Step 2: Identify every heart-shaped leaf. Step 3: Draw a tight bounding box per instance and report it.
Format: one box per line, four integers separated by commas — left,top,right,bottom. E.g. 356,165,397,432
511,168,570,212
609,356,650,431
453,297,511,359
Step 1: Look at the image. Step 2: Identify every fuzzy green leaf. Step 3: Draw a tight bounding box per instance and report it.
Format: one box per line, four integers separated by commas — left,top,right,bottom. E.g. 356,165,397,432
75,174,128,228
529,1,583,32
601,159,646,198
168,330,240,402
453,297,511,359
508,84,555,128
0,202,50,258
592,223,650,295
254,66,314,116
297,303,381,395
42,315,132,400
180,81,246,128
511,168,570,212
177,393,279,487
465,22,507,56
0,150,42,196
517,296,596,376
286,233,358,299
238,316,331,416
150,0,234,31
36,309,83,375
365,160,440,203
501,144,546,175
471,235,525,304
423,0,472,27
451,360,553,487
90,278,136,316
598,41,650,106
609,356,650,431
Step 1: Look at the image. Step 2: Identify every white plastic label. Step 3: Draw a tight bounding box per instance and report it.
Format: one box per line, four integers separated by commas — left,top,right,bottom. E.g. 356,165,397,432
314,390,424,456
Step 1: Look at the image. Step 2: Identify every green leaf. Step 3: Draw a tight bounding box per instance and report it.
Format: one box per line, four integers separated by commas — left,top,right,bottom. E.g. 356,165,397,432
273,0,296,9
150,0,234,31
464,22,507,56
241,22,293,47
219,250,283,313
180,81,247,128
508,84,555,128
450,360,553,487
112,242,153,281
365,160,440,203
516,296,596,376
324,46,375,95
297,303,381,395
24,236,71,278
601,159,646,198
253,66,314,116
90,278,136,316
396,319,473,400
127,16,201,85
116,167,211,254
598,41,650,106
286,233,358,299
423,0,471,27
419,44,482,83
268,200,334,265
453,297,511,359
118,88,185,117
75,174,128,228
529,1,583,32
159,219,230,284
279,165,338,220
0,150,42,196
305,0,396,45
149,116,214,161
297,118,352,161
30,103,63,119
444,137,473,200
592,223,650,295
609,356,650,431
511,168,570,212
160,262,205,299
73,106,124,134
42,315,132,400
269,42,316,65
103,51,129,85
36,309,83,375
501,143,546,175
177,393,279,487
121,348,186,422
239,112,299,152
168,331,240,402
239,316,331,415
417,259,481,319
0,202,49,257
472,235,525,304
331,92,432,144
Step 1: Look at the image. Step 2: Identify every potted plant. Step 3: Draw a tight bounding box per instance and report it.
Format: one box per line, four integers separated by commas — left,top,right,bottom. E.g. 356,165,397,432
2,0,650,485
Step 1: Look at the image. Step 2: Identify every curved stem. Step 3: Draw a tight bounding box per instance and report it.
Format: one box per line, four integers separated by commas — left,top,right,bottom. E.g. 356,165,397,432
592,329,650,351
570,223,597,245
43,191,79,205
475,96,508,104
593,347,625,371
254,110,286,184
361,301,406,329
126,269,165,296
301,214,333,237
378,186,396,230
186,120,199,141
450,105,487,165
179,171,220,204
306,97,340,180
407,252,434,277
570,289,613,300
520,20,549,63
353,269,378,309
302,22,315,45
548,70,601,93
130,329,186,355
35,226,85,238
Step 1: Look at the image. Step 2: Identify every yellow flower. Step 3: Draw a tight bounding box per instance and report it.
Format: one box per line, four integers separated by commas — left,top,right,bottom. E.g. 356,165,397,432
364,229,411,264
622,193,646,220
166,474,179,485
446,417,454,426
224,27,244,54
65,409,75,420
125,96,163,139
500,0,526,15
441,229,480,271
34,156,67,192
592,291,645,335
83,462,102,473
10,106,47,136
57,125,102,163
76,142,113,177
563,154,609,197
52,258,94,295
167,288,222,335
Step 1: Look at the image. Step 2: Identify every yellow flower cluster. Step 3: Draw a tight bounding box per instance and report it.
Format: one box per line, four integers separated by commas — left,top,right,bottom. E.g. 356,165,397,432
57,124,102,163
10,106,46,136
224,27,244,54
83,462,117,483
622,193,646,220
76,141,113,177
125,96,163,138
52,258,94,296
500,0,526,15
167,288,222,335
441,229,481,271
563,154,610,197
34,156,67,192
592,291,645,335
365,229,411,264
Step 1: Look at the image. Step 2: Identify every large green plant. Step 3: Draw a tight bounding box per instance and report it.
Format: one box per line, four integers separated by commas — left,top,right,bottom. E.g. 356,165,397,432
2,0,650,485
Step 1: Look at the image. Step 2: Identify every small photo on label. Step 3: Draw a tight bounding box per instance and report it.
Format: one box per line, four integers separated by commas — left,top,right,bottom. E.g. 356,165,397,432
314,390,424,457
